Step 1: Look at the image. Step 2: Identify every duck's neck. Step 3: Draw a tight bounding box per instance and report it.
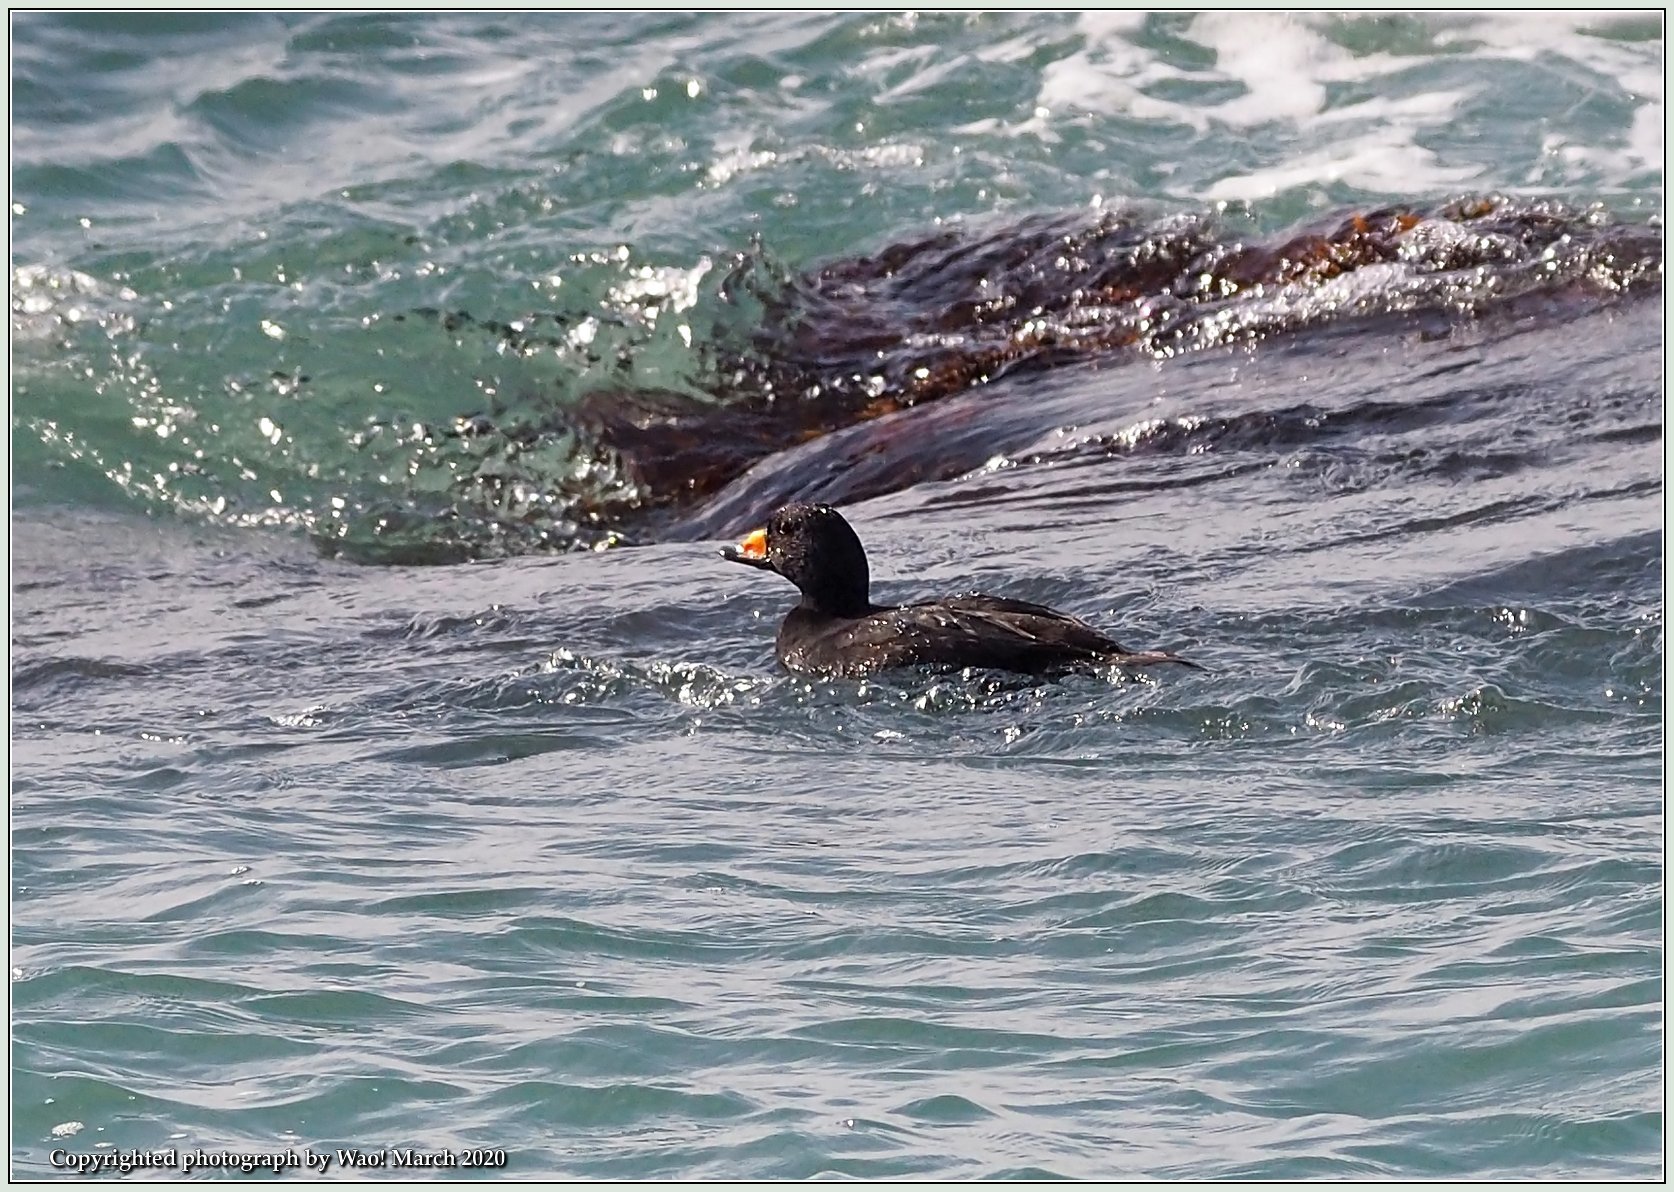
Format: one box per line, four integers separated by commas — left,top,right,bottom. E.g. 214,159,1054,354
799,584,873,619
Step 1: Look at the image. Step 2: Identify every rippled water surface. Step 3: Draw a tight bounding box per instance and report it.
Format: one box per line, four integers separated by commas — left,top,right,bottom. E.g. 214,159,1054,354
10,11,1664,1180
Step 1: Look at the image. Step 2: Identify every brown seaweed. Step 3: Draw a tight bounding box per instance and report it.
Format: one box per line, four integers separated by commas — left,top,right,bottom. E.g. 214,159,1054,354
327,195,1661,564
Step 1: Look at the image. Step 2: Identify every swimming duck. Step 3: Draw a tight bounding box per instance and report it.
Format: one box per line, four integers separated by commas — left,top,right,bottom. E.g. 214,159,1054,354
721,502,1200,678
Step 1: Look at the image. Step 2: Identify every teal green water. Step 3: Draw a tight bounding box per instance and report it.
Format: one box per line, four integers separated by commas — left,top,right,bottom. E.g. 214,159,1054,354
11,12,1664,1179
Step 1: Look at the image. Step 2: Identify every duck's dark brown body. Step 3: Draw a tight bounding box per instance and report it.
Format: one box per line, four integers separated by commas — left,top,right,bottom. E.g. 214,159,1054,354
776,594,1195,678
723,503,1199,679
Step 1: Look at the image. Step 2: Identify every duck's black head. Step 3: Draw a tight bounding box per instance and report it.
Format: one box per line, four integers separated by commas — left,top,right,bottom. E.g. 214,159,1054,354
721,502,872,616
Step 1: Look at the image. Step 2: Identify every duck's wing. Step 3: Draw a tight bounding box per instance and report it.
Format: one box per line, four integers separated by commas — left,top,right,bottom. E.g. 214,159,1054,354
909,594,1130,652
839,594,1199,673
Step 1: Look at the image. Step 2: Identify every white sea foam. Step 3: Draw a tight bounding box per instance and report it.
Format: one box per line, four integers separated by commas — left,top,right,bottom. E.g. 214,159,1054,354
1038,13,1193,129
1202,133,1484,203
1037,11,1662,201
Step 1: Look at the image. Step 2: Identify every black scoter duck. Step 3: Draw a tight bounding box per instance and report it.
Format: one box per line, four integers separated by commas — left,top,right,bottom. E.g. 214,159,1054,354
720,502,1200,678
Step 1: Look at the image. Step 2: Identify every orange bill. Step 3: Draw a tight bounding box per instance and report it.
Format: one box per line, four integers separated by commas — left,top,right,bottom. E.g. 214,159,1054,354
736,528,768,560
720,526,773,570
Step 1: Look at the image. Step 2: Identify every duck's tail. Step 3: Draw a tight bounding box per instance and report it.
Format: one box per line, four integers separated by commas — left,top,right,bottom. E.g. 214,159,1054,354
1107,649,1206,671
